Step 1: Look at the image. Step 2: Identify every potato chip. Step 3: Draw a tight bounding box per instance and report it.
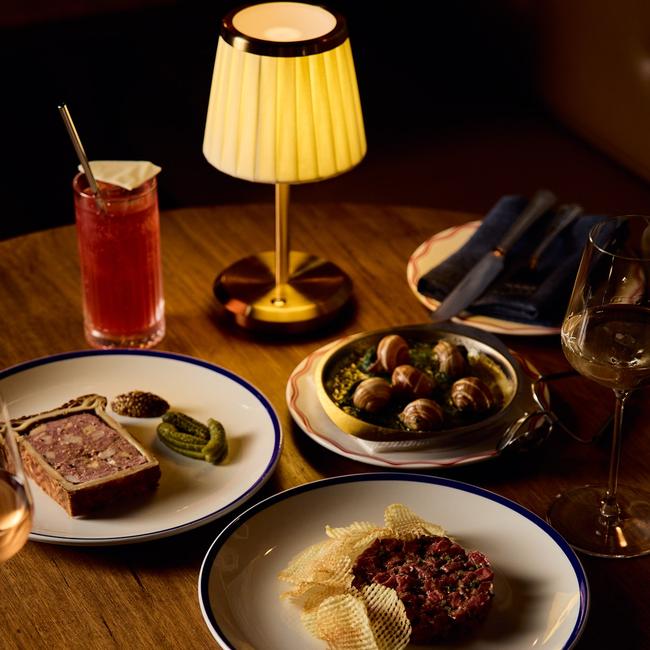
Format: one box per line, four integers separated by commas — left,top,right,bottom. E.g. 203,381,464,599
278,504,447,649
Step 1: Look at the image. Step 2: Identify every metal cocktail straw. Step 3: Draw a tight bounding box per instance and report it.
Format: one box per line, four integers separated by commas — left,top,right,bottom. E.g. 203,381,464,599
58,103,106,212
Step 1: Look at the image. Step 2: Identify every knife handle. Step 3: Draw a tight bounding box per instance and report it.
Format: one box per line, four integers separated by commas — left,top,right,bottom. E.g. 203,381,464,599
496,189,557,254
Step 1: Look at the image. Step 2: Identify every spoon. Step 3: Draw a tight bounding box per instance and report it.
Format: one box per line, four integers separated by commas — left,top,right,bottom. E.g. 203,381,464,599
497,411,553,453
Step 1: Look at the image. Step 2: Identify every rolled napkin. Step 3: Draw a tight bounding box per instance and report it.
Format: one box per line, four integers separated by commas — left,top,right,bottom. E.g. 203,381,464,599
417,195,606,327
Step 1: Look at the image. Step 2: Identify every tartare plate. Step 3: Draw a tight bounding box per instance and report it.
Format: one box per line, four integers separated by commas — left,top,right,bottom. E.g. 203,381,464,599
286,338,548,469
0,350,282,546
199,473,589,650
407,221,560,336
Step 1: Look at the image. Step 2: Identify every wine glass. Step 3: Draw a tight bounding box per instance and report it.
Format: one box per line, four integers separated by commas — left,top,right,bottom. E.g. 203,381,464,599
548,214,650,557
0,393,33,562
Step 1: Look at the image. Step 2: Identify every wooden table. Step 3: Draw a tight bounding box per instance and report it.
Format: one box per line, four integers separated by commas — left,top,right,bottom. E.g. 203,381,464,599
1,203,648,649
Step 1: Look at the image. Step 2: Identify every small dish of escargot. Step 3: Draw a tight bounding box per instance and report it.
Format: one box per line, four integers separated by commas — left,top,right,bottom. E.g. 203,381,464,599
315,323,523,443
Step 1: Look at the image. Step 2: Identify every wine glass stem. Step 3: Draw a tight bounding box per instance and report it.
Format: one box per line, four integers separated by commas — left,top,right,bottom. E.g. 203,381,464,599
600,389,629,521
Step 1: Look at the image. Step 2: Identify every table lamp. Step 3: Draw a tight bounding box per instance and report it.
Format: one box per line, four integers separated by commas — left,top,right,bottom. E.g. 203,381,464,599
203,1,366,332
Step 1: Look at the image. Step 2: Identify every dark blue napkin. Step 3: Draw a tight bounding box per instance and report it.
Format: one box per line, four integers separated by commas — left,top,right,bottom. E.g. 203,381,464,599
416,195,605,327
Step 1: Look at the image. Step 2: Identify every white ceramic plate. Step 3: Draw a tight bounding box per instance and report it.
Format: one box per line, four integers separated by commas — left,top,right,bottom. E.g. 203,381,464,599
0,350,282,545
199,473,589,650
407,221,560,336
286,339,548,469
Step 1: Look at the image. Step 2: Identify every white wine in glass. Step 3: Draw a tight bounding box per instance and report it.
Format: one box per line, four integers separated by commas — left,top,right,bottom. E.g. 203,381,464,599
549,214,650,557
0,395,33,562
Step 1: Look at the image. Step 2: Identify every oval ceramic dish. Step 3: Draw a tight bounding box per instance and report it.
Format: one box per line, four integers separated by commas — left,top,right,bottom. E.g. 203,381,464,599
315,323,525,444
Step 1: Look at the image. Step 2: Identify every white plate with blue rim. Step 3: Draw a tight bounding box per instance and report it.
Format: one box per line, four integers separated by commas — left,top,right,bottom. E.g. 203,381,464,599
199,473,589,649
0,349,282,545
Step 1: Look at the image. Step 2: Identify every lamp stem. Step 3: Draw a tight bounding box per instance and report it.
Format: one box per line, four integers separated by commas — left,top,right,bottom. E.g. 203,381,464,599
274,182,290,303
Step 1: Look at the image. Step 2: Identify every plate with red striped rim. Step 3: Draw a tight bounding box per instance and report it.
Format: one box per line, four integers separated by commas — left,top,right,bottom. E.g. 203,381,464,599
286,337,549,469
407,221,560,336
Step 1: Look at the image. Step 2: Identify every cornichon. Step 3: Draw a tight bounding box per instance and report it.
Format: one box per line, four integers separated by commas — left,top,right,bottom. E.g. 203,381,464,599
202,418,228,464
157,422,206,446
156,412,228,464
156,422,205,452
162,411,210,440
158,435,206,460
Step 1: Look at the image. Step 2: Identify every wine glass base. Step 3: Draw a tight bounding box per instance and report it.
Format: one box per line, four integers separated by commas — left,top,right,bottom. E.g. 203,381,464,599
548,484,650,558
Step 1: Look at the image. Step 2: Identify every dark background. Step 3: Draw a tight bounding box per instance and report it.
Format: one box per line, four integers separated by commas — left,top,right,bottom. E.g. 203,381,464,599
2,0,650,240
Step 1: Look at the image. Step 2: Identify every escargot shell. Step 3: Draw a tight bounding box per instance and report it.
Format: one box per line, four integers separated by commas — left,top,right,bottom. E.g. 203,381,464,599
399,398,445,431
450,376,493,412
353,377,392,413
433,340,467,378
369,334,410,373
391,365,434,399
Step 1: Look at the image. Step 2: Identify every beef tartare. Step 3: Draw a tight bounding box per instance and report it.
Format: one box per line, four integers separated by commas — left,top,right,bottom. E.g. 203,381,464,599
352,535,494,644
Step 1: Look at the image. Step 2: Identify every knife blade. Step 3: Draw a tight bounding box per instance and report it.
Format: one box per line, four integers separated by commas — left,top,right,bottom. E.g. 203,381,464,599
429,189,557,323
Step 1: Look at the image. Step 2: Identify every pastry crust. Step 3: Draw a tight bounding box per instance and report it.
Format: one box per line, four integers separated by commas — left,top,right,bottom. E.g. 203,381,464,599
11,394,160,517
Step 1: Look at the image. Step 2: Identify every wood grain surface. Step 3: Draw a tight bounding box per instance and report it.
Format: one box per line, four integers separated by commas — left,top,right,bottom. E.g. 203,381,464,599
0,203,648,649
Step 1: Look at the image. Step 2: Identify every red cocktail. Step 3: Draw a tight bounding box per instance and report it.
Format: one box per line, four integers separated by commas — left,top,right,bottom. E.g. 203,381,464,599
73,173,165,348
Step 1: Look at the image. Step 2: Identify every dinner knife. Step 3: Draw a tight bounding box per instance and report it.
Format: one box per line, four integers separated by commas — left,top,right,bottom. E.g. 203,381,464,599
429,189,557,323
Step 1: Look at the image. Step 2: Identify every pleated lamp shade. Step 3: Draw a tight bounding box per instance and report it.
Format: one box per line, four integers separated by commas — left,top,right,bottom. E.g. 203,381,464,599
203,2,366,184
203,2,365,332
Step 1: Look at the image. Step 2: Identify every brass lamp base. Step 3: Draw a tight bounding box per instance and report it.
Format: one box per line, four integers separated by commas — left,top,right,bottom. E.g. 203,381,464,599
213,251,353,332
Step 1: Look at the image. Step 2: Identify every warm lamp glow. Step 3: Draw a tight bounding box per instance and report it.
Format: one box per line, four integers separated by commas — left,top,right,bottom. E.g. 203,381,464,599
232,2,336,41
203,1,366,331
203,25,365,182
